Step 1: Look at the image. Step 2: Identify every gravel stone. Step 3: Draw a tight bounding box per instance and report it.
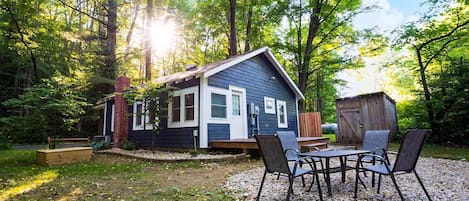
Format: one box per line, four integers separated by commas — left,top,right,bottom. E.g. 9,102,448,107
224,156,469,201
98,148,245,161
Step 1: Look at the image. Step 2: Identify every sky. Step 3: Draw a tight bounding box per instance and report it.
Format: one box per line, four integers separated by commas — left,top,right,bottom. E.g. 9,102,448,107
337,0,428,98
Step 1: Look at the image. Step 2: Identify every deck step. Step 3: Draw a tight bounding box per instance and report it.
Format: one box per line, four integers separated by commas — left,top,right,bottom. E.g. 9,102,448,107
302,142,328,151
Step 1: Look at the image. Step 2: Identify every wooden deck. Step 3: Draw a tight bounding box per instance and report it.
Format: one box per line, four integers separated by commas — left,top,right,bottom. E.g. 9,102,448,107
209,137,330,154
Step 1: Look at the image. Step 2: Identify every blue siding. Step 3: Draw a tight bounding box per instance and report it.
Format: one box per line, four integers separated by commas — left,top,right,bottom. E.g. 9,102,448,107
208,124,230,141
208,54,299,137
128,78,200,148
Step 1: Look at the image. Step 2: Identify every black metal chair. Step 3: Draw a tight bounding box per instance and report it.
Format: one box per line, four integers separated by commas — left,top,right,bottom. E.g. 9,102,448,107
348,130,390,186
354,129,432,201
255,134,323,201
276,131,326,182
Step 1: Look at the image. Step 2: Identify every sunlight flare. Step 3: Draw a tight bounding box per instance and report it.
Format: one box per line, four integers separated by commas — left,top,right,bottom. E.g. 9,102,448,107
0,170,58,201
149,19,176,54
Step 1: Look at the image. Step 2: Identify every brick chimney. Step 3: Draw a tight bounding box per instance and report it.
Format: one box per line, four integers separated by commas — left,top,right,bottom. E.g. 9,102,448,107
113,76,130,148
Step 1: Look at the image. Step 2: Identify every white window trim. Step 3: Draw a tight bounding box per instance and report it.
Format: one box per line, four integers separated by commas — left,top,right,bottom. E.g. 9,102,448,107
277,100,288,128
110,104,115,132
133,101,152,130
168,86,199,128
102,103,107,135
208,86,229,124
264,96,276,114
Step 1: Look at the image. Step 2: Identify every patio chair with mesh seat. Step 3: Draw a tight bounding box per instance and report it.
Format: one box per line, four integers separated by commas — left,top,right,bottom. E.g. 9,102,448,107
276,131,326,181
348,130,391,186
255,134,323,201
354,129,432,201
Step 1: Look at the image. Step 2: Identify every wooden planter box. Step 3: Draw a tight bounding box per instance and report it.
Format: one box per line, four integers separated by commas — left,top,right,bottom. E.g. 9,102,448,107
36,147,93,166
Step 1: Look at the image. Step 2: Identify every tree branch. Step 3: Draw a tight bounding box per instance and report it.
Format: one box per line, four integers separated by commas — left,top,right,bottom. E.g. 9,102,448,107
416,19,469,51
57,0,108,26
4,1,38,82
422,37,457,71
319,0,340,24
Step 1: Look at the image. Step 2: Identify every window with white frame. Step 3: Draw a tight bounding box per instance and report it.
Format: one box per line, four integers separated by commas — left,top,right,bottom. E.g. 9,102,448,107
211,93,227,119
168,86,198,128
277,100,288,128
264,97,275,114
133,101,152,130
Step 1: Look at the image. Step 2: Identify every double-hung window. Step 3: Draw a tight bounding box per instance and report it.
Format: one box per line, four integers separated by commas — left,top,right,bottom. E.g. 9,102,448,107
211,93,227,119
133,101,152,130
277,100,288,128
168,86,198,128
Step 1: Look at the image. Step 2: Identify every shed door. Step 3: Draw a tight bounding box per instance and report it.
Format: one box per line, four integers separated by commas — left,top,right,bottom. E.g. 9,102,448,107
339,108,362,143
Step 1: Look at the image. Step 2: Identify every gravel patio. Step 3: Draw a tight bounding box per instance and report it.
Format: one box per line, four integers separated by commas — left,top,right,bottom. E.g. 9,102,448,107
224,156,469,201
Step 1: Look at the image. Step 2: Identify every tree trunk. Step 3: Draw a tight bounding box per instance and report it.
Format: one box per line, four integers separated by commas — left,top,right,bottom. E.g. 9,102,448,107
124,0,141,61
228,0,237,56
315,72,322,113
103,0,117,93
415,48,438,134
145,0,154,81
244,4,253,53
297,0,322,112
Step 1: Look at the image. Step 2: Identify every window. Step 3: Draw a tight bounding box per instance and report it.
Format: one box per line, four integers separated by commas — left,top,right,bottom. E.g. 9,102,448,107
185,93,195,120
172,96,181,122
232,94,240,116
264,97,275,114
168,86,198,128
133,101,152,130
277,100,288,128
211,93,227,118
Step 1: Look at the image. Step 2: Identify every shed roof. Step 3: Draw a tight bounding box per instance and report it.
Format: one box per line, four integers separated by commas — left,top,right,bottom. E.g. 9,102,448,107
336,91,396,104
154,47,304,100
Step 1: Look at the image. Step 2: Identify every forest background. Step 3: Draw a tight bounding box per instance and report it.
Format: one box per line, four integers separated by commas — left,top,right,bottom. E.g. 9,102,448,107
0,0,467,146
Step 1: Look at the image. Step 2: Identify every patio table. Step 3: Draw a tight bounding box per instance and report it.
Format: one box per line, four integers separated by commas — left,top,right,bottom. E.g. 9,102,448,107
300,149,370,197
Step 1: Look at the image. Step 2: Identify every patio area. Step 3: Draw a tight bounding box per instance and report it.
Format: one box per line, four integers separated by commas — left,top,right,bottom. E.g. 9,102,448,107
224,156,468,200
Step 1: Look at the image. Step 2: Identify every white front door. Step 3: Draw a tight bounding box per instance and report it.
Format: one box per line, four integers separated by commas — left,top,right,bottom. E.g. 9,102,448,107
230,89,247,139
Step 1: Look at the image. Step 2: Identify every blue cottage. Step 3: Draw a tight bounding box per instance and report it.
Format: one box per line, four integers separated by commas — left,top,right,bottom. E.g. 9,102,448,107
99,47,305,149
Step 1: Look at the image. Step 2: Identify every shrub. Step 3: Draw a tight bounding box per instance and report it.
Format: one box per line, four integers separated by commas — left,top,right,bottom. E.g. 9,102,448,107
123,140,136,150
0,142,12,150
91,141,111,151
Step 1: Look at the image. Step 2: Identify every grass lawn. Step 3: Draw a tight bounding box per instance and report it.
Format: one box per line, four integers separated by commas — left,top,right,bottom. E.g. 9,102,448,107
324,133,467,160
322,133,336,143
0,150,259,200
389,143,469,160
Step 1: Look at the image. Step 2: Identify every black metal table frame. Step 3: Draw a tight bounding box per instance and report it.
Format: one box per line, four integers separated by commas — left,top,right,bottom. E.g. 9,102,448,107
299,150,370,197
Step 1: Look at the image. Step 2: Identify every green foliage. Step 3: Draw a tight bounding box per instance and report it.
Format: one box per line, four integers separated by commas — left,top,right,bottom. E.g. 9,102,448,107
90,141,112,151
123,140,136,150
0,142,12,150
1,74,89,144
389,142,469,160
426,58,469,144
391,2,469,144
124,83,176,149
322,134,336,144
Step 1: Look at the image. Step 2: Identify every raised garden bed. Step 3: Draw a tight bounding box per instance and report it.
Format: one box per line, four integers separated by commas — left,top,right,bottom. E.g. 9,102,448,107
36,147,93,166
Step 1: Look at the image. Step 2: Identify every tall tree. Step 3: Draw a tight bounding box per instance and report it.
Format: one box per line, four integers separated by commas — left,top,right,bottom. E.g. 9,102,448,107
395,1,469,137
280,0,371,112
228,0,237,56
145,0,154,81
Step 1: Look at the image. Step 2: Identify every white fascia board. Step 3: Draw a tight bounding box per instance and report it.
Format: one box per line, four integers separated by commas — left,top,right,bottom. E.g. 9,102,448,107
264,49,305,100
199,77,209,148
203,47,269,78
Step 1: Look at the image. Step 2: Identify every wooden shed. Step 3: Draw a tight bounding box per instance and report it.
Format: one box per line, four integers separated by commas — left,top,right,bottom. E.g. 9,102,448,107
335,92,398,144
